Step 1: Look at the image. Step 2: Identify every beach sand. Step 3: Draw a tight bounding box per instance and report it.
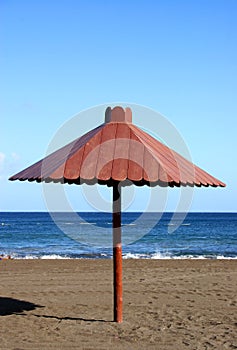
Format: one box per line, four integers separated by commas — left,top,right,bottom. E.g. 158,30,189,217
0,259,236,349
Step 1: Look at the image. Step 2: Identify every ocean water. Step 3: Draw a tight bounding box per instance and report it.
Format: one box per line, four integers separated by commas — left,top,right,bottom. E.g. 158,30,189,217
0,212,236,259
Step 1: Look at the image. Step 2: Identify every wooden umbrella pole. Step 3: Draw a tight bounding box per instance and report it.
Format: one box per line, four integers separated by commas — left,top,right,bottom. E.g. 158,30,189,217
113,182,123,323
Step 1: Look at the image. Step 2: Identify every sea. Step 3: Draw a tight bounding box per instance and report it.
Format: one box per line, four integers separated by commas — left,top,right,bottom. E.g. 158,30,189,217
0,212,237,259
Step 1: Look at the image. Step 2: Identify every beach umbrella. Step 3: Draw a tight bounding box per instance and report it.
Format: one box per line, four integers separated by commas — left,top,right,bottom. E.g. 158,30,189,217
9,106,225,323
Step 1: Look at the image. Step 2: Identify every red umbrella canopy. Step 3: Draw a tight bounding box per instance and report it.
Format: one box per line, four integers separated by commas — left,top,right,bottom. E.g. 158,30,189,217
9,106,225,188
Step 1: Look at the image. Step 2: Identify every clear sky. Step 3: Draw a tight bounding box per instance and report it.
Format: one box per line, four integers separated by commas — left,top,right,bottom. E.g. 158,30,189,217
1,0,237,212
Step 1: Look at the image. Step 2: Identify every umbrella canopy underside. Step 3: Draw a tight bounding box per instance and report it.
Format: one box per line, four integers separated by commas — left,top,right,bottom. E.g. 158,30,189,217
9,107,225,188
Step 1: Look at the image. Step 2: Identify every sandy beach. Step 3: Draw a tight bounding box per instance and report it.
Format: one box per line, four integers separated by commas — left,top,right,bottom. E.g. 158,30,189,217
0,259,236,349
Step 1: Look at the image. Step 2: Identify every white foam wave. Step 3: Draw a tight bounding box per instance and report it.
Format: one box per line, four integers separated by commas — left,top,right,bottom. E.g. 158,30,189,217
122,253,237,260
13,254,72,260
123,252,171,259
40,254,70,259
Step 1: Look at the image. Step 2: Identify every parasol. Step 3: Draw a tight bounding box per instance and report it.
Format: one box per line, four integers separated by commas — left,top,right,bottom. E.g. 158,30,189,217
9,106,225,322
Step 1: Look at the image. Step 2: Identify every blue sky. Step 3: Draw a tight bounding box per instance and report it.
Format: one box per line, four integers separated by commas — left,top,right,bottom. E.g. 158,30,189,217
1,0,237,212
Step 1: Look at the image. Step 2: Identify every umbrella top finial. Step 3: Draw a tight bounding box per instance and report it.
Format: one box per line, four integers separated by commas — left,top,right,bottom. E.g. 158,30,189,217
105,106,132,124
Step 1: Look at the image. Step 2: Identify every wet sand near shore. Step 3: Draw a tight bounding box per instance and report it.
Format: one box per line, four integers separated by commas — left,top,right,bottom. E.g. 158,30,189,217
0,259,236,349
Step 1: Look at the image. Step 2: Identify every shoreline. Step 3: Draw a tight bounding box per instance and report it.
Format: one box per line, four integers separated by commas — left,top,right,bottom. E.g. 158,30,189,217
3,255,237,260
0,259,236,349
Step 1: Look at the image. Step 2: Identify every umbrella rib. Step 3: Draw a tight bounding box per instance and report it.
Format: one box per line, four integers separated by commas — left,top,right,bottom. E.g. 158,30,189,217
127,127,132,180
127,132,144,182
112,123,131,181
111,123,119,181
96,123,117,181
92,128,104,180
111,124,118,181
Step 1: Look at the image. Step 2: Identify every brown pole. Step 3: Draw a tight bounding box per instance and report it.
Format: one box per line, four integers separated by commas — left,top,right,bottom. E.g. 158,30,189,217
113,182,123,323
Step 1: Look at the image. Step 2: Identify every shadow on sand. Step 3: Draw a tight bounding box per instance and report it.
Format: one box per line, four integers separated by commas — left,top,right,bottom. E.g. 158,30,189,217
33,313,111,323
0,297,110,322
0,297,44,316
